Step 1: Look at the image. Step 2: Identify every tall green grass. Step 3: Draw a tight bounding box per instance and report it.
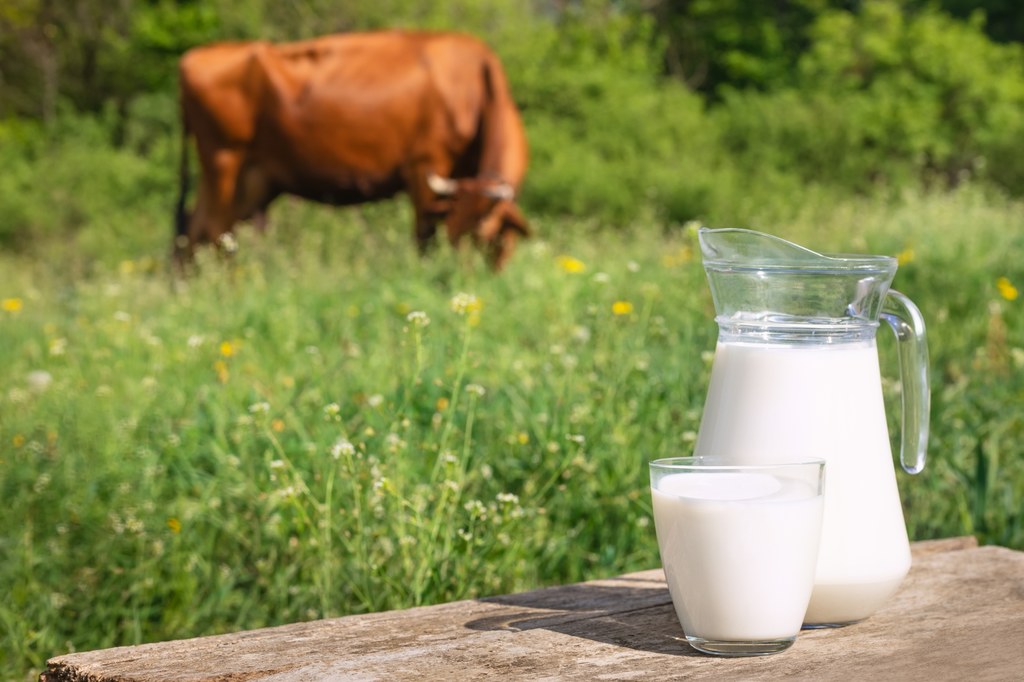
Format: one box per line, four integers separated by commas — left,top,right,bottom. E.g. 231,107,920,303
1,189,1022,679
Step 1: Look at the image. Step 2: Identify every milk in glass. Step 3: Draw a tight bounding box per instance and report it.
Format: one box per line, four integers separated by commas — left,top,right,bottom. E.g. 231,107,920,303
652,472,823,641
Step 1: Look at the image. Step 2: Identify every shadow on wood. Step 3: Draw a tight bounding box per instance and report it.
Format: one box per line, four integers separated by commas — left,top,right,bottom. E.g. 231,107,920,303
465,577,698,657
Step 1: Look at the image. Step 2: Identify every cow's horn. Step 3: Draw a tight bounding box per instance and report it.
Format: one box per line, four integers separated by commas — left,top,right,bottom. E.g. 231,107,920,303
427,173,458,195
483,182,515,201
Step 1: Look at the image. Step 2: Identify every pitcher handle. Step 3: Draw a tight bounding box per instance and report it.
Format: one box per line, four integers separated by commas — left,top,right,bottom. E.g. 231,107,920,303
880,290,930,474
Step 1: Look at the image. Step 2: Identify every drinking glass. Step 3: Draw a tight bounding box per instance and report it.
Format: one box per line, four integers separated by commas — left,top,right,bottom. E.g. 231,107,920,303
650,456,826,656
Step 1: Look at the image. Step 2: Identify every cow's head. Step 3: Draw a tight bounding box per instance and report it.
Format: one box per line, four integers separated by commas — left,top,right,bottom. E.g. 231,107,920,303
428,173,530,271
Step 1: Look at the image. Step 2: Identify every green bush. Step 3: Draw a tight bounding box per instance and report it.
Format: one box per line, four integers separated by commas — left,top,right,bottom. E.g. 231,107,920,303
797,0,1024,190
0,110,176,263
707,1,1024,196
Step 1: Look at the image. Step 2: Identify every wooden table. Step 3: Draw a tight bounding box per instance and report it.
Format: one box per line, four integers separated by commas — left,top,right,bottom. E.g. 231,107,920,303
43,537,1024,681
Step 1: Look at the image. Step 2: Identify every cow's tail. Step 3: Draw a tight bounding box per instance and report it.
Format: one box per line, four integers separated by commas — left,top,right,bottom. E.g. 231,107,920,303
174,100,191,249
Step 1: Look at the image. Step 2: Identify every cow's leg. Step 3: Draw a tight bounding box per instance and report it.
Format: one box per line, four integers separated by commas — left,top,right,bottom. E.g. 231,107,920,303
236,164,273,234
407,166,452,256
415,212,440,255
488,229,519,271
196,147,246,253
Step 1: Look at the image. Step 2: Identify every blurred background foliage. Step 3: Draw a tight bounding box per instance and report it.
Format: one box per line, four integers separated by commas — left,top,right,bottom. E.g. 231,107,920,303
2,0,1024,259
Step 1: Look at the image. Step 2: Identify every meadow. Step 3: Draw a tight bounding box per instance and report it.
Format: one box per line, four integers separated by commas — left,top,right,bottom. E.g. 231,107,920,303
2,184,1022,679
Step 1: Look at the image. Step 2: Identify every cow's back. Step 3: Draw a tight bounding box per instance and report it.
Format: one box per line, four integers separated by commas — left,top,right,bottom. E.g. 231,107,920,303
418,33,528,188
269,31,500,156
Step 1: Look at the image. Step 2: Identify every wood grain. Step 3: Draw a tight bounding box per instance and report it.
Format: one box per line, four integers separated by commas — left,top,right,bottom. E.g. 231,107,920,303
44,537,1024,681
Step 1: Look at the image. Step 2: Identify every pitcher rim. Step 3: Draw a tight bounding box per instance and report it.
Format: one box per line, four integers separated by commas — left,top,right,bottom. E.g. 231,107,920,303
699,227,898,274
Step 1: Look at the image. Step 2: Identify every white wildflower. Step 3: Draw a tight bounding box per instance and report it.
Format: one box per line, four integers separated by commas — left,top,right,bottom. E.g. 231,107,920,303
385,432,406,452
330,438,356,460
26,370,53,393
406,310,430,328
218,232,239,253
449,292,481,315
33,473,51,494
496,492,519,505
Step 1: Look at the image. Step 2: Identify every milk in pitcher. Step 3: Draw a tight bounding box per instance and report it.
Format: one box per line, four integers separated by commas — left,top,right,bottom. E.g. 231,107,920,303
694,338,912,625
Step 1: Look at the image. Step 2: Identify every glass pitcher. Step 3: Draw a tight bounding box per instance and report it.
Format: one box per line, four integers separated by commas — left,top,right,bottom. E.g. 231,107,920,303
694,227,929,627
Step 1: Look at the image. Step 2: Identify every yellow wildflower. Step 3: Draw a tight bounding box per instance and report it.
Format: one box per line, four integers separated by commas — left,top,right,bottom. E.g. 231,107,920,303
612,301,634,316
167,517,182,534
661,246,693,268
213,360,230,383
997,277,1018,301
219,340,237,357
436,396,450,411
556,256,586,274
12,434,26,448
897,248,914,266
2,298,23,313
271,419,286,433
516,432,530,445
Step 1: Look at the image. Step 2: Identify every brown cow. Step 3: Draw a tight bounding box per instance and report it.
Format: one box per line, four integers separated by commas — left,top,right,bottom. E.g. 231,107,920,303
173,30,529,270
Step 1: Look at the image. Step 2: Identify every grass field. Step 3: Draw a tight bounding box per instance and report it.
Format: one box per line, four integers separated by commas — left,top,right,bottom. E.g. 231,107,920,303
2,188,1022,679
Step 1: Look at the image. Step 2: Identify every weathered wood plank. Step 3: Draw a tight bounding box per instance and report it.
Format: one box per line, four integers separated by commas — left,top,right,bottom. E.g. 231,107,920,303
905,534,977,555
43,537,1023,682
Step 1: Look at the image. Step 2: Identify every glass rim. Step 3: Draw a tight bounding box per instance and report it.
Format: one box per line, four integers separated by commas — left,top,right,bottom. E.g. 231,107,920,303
649,456,826,471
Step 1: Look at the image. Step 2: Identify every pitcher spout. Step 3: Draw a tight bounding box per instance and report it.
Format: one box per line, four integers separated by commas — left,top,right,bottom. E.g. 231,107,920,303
698,227,898,328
